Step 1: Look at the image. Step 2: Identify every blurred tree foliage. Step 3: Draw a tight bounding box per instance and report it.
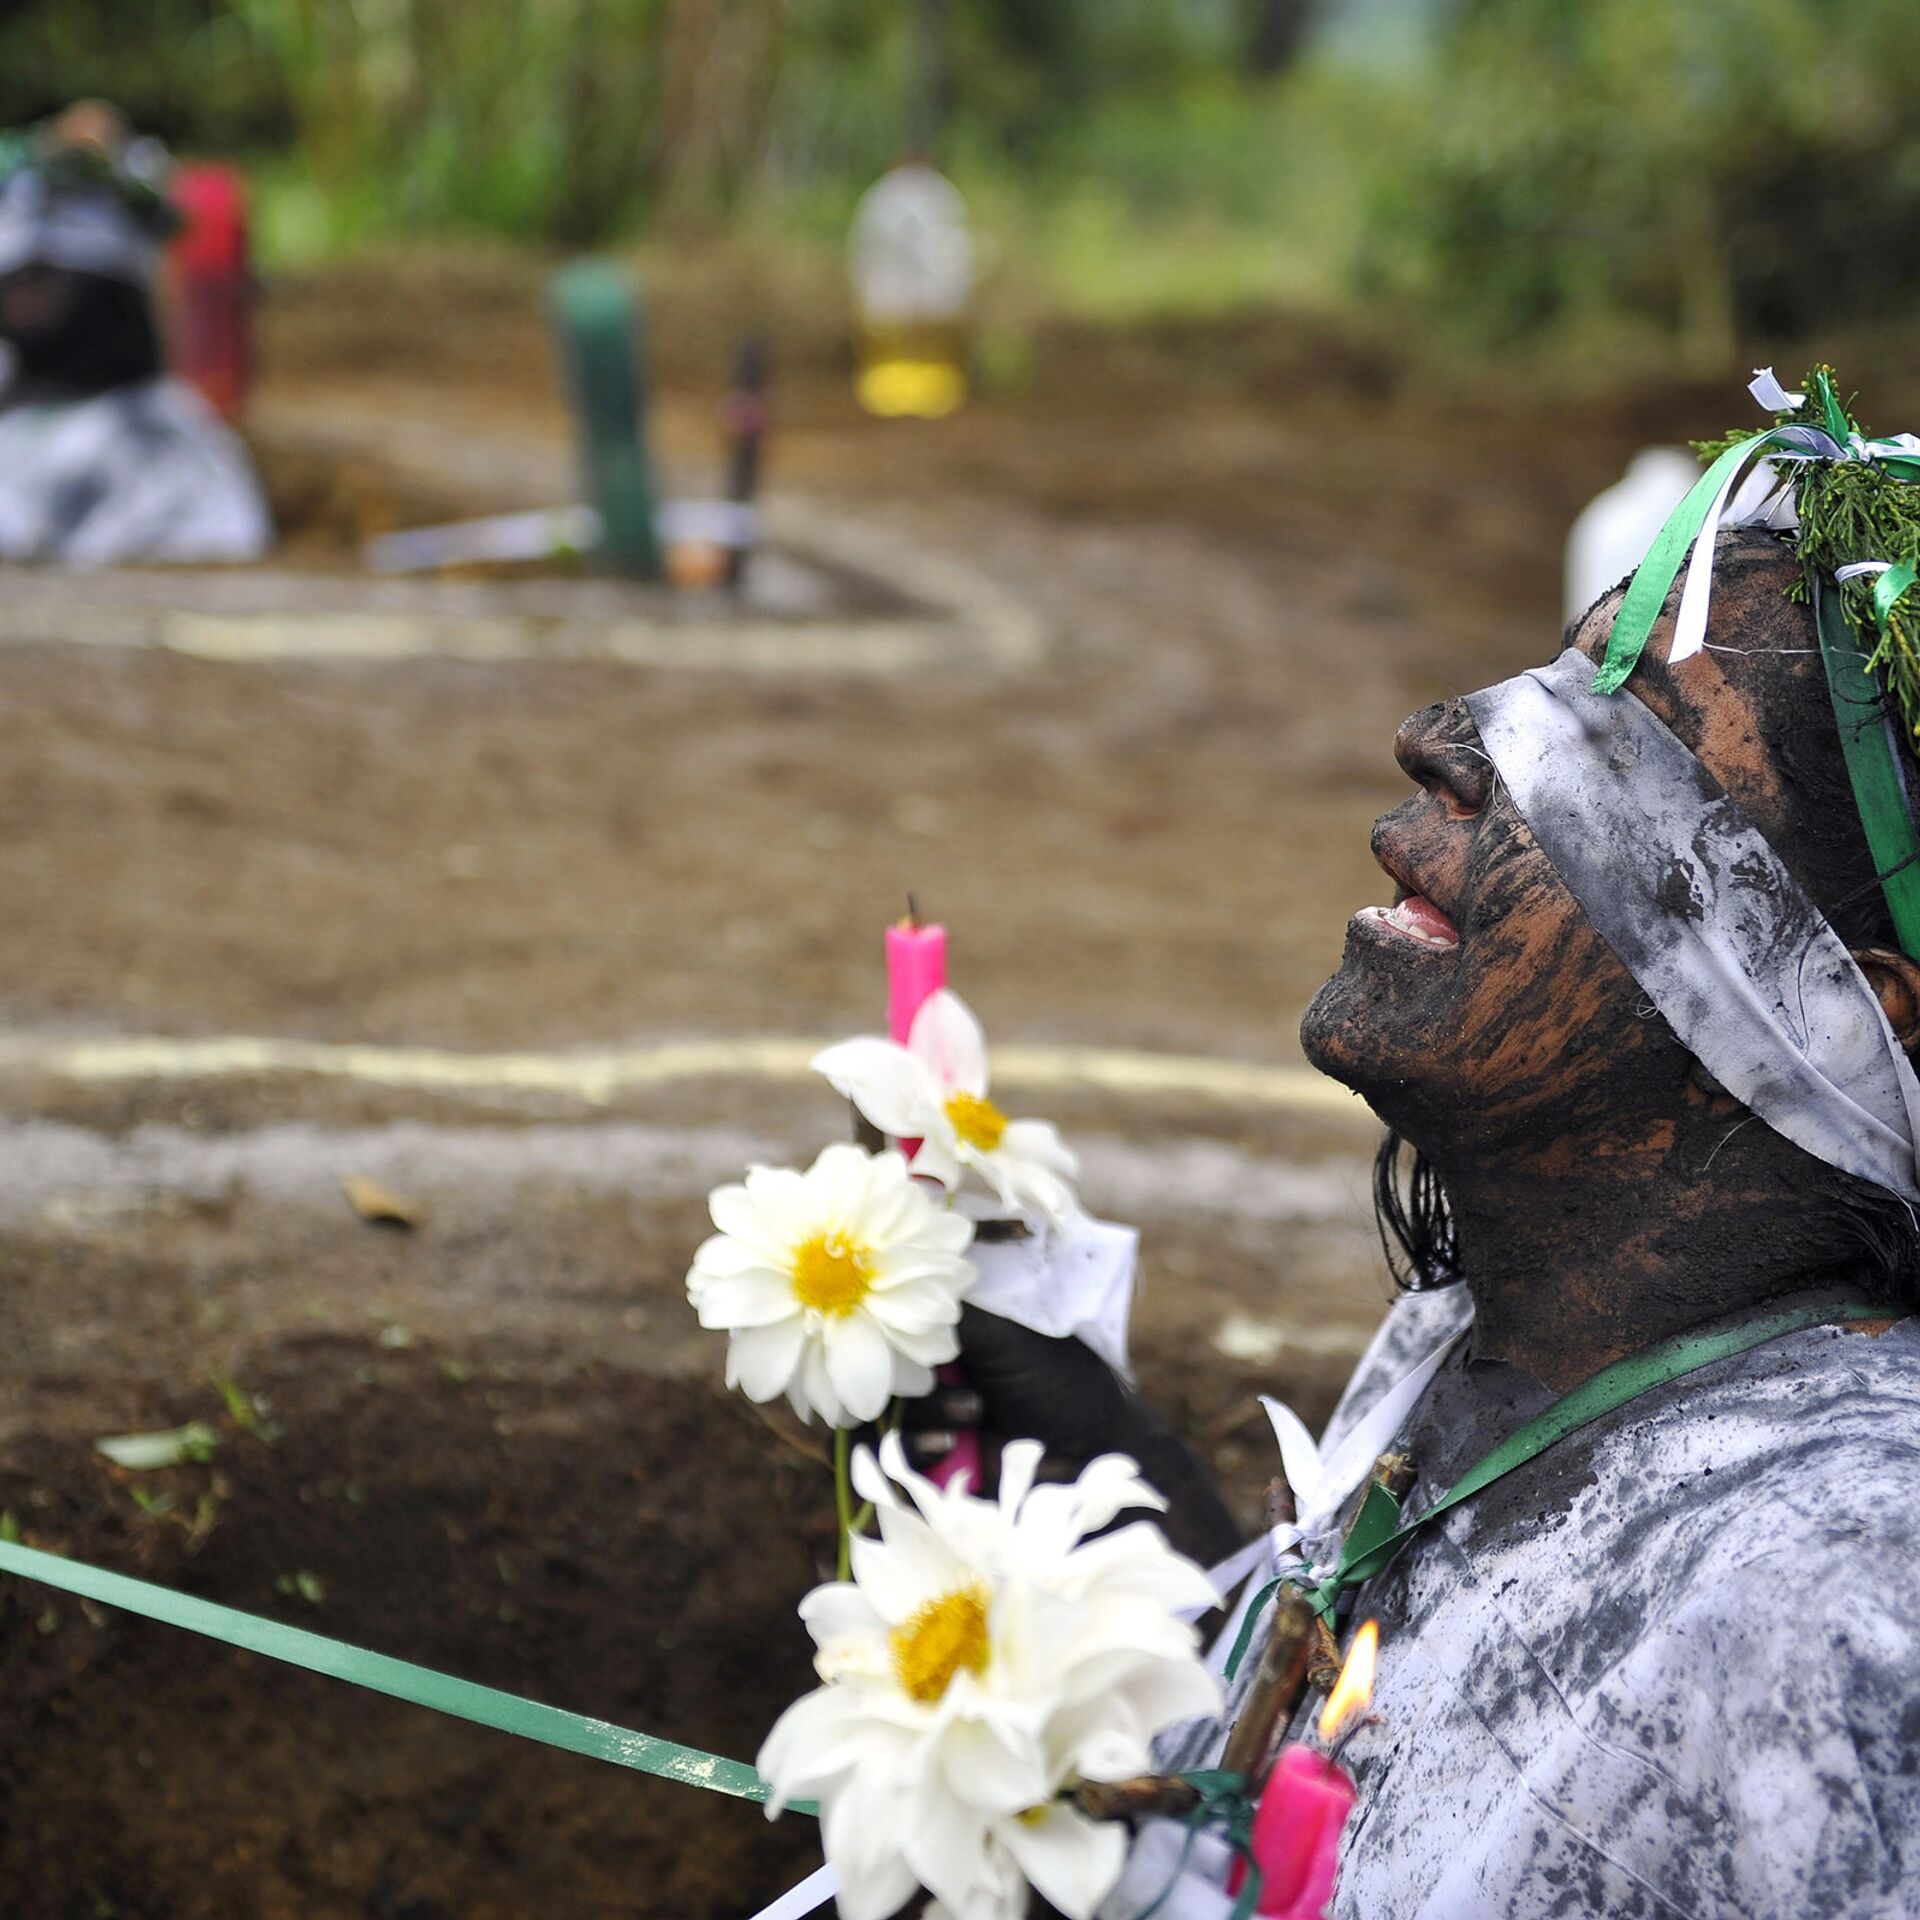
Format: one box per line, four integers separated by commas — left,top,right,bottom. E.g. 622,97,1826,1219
2,0,1916,351
1378,0,1920,359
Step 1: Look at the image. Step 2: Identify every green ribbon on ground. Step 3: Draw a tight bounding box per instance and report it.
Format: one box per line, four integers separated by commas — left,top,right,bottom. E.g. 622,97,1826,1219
0,1537,807,1813
1815,575,1920,960
1228,1299,1886,1668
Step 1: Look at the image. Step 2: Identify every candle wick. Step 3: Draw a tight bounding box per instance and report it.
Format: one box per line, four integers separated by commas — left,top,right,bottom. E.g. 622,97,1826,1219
906,892,922,930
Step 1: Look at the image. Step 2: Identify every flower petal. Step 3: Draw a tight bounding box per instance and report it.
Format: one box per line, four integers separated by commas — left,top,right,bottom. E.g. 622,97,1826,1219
908,1133,965,1192
909,988,990,1096
1000,1803,1127,1920
706,1180,785,1259
995,1439,1044,1522
863,1275,966,1334
850,1508,969,1621
1261,1394,1325,1510
901,1781,1000,1912
1000,1118,1078,1179
686,1232,776,1280
688,1268,795,1330
822,1311,897,1425
726,1318,808,1402
935,1714,1050,1817
798,1579,886,1646
825,1787,923,1920
812,1038,938,1138
792,1337,844,1427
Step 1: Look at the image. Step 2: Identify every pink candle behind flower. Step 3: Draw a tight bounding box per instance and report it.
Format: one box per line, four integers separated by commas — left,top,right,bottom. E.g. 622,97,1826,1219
885,918,946,1042
1240,1746,1355,1917
883,915,978,1489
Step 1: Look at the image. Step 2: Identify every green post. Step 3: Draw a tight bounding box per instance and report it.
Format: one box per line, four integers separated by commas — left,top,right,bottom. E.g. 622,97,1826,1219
547,259,661,578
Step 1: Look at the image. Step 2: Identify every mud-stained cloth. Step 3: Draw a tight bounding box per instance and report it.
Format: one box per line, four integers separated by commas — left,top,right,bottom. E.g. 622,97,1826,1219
1104,1285,1920,1920
0,372,271,564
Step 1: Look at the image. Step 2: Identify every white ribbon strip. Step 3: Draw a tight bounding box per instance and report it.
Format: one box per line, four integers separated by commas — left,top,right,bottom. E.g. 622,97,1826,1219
1748,367,1803,413
1178,1535,1272,1623
1261,1323,1466,1561
1468,648,1920,1200
1666,370,1920,669
746,1860,837,1920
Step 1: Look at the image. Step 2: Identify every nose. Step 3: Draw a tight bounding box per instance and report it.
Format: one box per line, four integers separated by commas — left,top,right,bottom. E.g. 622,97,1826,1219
1393,701,1493,818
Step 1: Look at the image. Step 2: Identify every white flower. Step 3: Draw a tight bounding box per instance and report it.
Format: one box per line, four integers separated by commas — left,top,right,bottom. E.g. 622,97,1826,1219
812,990,1081,1224
757,1432,1221,1920
687,1145,975,1427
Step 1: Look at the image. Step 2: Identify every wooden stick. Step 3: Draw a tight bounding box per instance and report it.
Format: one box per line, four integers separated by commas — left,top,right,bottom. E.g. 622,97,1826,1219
1308,1450,1417,1692
1371,1449,1418,1501
1264,1473,1297,1531
1218,1587,1316,1785
1306,1615,1343,1695
1072,1774,1203,1823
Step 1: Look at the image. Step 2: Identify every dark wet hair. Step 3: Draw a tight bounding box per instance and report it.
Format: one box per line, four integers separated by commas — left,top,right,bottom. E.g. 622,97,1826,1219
1375,549,1920,1308
1373,1130,1457,1292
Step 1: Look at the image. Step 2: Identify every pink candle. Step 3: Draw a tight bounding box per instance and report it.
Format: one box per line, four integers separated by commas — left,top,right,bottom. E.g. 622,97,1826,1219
885,918,946,1043
883,916,979,1488
1233,1746,1356,1919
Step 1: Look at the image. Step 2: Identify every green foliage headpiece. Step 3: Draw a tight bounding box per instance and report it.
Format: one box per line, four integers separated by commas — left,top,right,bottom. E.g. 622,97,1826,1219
1594,367,1920,959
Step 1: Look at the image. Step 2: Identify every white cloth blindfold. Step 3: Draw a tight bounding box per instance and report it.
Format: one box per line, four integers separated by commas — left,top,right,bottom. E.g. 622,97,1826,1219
1467,648,1920,1202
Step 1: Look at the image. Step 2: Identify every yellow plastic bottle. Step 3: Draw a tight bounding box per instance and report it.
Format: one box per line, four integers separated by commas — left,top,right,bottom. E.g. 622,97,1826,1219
849,162,972,419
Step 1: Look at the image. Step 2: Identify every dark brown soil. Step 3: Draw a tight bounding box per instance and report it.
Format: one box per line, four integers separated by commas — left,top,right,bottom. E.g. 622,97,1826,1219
0,1335,826,1919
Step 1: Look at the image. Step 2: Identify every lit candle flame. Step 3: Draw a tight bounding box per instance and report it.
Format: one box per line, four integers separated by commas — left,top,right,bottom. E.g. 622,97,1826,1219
1317,1619,1379,1744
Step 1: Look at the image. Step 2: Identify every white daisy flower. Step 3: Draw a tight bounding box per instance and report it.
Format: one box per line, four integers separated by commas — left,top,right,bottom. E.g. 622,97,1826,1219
812,989,1082,1225
686,1144,975,1428
757,1432,1220,1920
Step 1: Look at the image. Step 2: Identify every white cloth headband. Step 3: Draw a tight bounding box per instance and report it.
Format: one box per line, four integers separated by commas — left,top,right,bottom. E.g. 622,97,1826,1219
0,172,160,287
1467,648,1920,1201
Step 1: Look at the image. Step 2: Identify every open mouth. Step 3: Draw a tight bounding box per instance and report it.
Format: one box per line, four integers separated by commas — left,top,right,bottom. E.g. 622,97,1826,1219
1354,895,1461,952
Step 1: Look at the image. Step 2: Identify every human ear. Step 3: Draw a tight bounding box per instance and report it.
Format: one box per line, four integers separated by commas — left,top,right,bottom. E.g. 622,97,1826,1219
1852,947,1920,1053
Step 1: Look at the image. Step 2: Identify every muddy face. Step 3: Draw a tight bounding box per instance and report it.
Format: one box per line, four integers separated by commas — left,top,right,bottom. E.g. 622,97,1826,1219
1301,530,1864,1180
1299,685,1672,1169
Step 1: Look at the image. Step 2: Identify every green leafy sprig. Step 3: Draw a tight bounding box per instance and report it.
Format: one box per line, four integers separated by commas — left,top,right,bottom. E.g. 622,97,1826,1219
1696,366,1920,747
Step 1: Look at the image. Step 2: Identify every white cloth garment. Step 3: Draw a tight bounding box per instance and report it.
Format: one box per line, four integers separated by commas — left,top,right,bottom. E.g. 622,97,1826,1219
0,374,271,565
958,1194,1140,1379
1105,1286,1920,1919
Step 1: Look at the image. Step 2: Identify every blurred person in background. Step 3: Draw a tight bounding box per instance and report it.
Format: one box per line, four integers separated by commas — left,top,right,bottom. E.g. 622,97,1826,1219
0,101,270,566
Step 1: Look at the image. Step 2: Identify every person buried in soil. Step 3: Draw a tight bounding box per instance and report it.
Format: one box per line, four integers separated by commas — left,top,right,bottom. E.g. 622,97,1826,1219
0,101,270,565
919,518,1920,1917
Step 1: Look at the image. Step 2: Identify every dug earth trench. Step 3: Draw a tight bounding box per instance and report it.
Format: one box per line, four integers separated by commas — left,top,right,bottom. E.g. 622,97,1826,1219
2,251,1884,1915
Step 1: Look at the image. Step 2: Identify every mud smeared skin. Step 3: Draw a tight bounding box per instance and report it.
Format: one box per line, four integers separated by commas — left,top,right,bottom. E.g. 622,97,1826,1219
1302,532,1916,1387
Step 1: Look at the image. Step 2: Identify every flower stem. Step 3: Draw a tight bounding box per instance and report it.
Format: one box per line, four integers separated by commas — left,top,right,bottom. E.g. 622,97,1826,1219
834,1425,854,1581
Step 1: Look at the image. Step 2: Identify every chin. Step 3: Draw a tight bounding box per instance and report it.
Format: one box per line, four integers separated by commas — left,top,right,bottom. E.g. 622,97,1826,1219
1300,936,1443,1132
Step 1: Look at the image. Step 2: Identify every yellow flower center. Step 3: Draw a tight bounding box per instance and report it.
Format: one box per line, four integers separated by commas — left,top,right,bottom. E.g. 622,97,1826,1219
790,1233,873,1316
944,1091,1009,1153
890,1585,991,1703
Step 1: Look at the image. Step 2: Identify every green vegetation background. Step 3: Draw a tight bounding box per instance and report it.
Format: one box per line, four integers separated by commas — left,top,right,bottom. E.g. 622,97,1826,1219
12,0,1920,363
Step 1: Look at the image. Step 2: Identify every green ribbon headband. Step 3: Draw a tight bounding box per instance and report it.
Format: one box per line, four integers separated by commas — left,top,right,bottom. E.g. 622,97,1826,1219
1593,368,1920,964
